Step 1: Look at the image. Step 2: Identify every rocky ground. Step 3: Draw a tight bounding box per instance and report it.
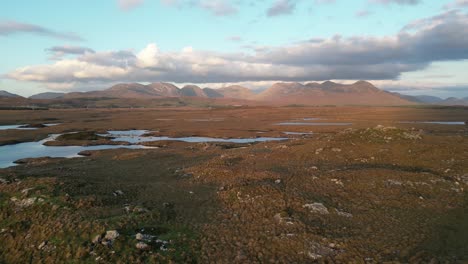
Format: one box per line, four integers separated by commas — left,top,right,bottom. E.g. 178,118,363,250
0,106,467,263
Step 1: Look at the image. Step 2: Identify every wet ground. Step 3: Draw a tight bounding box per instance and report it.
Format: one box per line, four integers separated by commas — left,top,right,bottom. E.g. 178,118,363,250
0,106,467,263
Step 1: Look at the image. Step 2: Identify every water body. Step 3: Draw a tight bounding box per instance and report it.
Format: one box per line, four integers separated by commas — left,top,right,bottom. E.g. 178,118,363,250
0,123,60,130
104,130,288,144
282,131,314,135
276,122,352,126
188,118,225,122
0,130,288,168
0,125,31,130
106,130,148,137
0,134,150,168
400,121,466,125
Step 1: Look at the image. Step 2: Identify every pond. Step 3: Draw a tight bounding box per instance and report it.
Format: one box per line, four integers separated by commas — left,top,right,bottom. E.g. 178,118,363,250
400,121,466,125
0,134,151,168
103,130,289,144
276,122,352,126
0,123,60,130
0,130,289,168
282,131,314,135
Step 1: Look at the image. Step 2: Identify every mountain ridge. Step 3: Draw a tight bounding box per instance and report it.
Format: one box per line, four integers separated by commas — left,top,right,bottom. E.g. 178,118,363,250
11,81,468,106
0,90,23,98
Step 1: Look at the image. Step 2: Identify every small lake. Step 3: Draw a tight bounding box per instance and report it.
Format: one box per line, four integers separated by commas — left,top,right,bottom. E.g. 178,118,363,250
282,131,314,135
0,135,150,168
276,122,352,126
103,130,288,144
0,123,60,130
400,121,466,125
0,130,288,168
188,118,225,122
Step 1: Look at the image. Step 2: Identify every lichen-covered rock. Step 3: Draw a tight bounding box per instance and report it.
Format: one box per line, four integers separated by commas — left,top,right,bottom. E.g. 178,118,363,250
136,242,149,250
303,203,329,214
10,197,38,207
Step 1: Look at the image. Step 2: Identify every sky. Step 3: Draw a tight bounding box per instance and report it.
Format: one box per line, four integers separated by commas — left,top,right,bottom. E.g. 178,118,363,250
1,0,468,98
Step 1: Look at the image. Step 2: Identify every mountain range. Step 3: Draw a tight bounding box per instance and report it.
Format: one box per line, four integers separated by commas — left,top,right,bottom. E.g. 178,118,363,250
2,81,468,106
61,83,256,101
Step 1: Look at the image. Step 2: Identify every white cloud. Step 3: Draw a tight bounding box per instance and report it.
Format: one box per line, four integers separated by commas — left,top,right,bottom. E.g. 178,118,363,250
136,43,160,68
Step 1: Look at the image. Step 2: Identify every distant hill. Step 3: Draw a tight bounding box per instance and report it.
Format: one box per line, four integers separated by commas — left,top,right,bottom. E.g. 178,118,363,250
255,81,413,105
29,92,65,99
4,81,467,106
391,93,444,104
0,90,22,98
437,97,468,106
413,95,444,103
63,83,254,100
180,85,207,97
217,85,256,100
203,88,224,98
147,83,181,97
392,92,468,105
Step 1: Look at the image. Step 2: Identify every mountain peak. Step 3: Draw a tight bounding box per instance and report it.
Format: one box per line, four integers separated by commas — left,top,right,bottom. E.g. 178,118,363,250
350,80,379,92
217,85,254,99
354,80,373,86
321,81,339,88
29,92,65,99
0,90,22,98
181,85,207,97
305,82,321,87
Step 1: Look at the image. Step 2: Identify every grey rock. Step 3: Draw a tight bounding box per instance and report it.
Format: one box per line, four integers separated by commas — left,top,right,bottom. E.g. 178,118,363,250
11,197,37,207
21,188,35,196
104,230,119,241
336,210,353,218
303,203,329,214
113,190,124,196
0,177,9,184
136,242,150,250
135,233,155,242
38,241,48,250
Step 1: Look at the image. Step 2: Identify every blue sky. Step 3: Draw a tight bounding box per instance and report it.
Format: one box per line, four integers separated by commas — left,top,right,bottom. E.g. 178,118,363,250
1,0,468,98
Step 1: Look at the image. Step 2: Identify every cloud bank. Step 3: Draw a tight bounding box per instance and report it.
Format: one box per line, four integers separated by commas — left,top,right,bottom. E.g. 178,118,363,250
5,10,468,90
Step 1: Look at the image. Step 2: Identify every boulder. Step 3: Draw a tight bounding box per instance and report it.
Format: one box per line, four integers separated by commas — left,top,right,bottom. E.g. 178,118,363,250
104,230,119,241
38,241,48,250
136,242,149,250
303,203,329,214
